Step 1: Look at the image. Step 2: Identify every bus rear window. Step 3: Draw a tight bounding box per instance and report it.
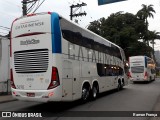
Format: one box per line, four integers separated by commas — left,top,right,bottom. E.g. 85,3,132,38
131,66,144,73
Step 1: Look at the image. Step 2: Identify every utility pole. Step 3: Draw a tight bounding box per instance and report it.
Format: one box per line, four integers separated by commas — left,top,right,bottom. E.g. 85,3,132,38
22,0,27,16
70,2,87,20
22,0,39,16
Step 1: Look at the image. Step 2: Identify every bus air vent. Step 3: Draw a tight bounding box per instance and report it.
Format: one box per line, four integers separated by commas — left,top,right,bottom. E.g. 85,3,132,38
14,49,49,73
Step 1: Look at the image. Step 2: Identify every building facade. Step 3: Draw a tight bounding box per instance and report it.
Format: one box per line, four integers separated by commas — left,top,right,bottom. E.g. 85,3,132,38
0,35,10,94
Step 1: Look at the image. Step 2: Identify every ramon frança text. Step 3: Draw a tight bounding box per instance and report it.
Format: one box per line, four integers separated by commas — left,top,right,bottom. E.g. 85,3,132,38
133,113,158,117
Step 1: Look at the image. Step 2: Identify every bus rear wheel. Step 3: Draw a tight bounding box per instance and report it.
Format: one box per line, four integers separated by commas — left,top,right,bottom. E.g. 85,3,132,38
81,86,90,102
91,85,99,100
117,82,122,91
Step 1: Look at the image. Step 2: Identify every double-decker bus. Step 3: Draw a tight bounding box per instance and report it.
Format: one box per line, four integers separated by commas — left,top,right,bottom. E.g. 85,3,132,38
129,56,156,82
10,12,128,102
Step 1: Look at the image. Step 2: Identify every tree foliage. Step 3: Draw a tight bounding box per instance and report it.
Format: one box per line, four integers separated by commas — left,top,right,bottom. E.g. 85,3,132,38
87,5,159,60
136,4,156,46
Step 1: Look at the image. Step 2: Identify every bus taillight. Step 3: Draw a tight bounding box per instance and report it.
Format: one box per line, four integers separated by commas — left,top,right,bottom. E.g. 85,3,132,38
47,67,60,89
128,72,132,78
10,69,16,89
144,71,148,80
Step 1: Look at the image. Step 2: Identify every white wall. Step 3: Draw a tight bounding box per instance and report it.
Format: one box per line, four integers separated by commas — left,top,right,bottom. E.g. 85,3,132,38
0,37,10,93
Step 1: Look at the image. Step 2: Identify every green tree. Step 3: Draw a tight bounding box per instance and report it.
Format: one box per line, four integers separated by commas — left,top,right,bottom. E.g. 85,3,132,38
125,41,152,59
87,10,155,59
87,17,106,35
148,30,160,59
136,4,156,46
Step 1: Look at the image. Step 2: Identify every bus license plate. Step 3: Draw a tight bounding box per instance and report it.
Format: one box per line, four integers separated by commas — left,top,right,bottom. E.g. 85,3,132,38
27,93,35,97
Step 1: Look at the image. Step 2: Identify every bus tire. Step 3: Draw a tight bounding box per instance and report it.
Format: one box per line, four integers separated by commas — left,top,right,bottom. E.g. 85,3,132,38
121,79,125,89
117,82,121,91
91,84,99,100
81,85,90,102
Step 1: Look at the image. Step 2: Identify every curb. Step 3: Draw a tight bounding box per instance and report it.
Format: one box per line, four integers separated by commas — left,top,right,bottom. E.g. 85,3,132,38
0,99,17,104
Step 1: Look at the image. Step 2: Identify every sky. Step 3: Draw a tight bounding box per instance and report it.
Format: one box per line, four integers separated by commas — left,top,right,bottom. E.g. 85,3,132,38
0,0,160,50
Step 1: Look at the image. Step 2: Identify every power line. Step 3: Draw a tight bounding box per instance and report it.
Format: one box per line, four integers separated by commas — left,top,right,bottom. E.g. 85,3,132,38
22,0,46,15
0,26,10,29
0,32,9,35
22,0,38,15
0,28,10,32
33,0,45,13
27,2,37,13
0,26,10,31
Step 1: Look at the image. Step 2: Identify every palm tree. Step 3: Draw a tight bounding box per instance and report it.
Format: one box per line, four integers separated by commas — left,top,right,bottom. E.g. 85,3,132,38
136,4,156,46
149,31,160,50
149,31,160,59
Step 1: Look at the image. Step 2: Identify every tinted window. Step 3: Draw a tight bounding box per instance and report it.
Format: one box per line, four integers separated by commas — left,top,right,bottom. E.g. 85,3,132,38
60,18,122,60
82,31,94,49
60,19,74,43
97,63,123,77
94,41,101,51
131,66,144,73
73,27,82,45
111,44,121,59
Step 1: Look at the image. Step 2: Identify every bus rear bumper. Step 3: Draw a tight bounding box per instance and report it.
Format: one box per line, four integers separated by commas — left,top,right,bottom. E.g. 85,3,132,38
130,78,149,82
11,87,62,102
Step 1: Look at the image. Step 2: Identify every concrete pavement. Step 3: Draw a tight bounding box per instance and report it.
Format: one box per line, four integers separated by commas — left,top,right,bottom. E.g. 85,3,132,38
0,79,160,111
0,94,16,104
1,91,160,111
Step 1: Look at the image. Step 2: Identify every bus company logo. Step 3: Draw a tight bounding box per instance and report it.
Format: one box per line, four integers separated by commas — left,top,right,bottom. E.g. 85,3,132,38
1,112,42,118
20,39,40,45
2,112,11,117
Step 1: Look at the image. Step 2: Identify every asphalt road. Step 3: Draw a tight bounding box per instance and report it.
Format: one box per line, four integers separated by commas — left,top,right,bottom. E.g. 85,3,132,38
0,78,160,120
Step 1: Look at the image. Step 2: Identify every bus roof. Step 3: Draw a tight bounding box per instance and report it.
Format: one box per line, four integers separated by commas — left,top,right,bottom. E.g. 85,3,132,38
12,11,123,51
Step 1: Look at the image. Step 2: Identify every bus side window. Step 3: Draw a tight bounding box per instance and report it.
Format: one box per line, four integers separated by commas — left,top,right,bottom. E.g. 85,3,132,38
82,31,94,49
62,30,74,43
73,25,82,46
73,32,82,45
60,18,74,43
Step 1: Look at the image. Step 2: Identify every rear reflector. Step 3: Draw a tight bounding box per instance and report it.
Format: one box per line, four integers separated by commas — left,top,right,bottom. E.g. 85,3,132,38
48,92,54,97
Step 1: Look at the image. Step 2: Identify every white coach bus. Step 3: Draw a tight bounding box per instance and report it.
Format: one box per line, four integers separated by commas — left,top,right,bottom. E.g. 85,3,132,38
10,12,128,102
129,56,156,82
